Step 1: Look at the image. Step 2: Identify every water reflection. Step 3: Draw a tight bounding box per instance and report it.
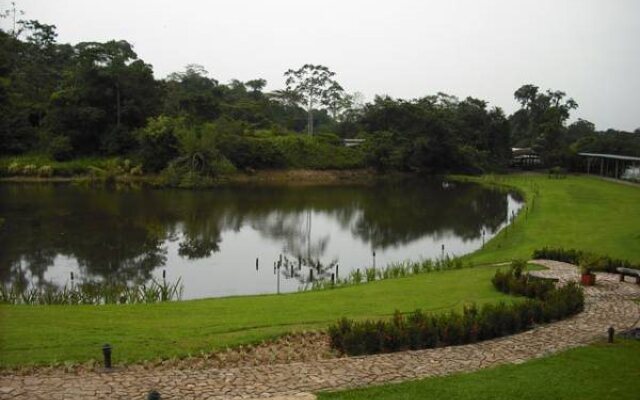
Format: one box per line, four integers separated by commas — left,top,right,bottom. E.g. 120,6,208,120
0,179,522,299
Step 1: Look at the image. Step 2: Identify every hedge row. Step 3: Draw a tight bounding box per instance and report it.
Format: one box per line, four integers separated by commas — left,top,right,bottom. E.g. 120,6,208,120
532,247,638,273
492,260,555,299
328,262,584,356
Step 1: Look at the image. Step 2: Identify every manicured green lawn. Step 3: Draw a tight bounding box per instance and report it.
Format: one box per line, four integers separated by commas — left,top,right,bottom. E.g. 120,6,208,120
1,173,639,367
464,174,640,264
318,339,640,400
0,266,512,367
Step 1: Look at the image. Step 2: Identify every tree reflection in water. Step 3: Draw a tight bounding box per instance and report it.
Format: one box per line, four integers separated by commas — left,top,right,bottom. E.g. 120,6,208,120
0,179,520,295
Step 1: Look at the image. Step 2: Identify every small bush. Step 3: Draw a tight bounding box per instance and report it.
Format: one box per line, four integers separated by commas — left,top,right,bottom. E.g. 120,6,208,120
364,268,377,282
47,135,74,161
7,162,21,175
38,165,54,177
22,164,37,176
349,269,363,284
130,165,143,176
533,247,637,273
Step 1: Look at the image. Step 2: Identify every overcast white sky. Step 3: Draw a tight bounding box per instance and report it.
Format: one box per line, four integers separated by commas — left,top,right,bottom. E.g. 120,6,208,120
3,0,640,131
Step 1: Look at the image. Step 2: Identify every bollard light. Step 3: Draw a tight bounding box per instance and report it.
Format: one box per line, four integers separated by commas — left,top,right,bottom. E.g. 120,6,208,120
102,344,112,369
608,326,615,343
147,390,161,400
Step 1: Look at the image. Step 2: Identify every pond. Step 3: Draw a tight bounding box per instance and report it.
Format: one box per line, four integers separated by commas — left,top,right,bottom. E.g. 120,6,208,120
0,179,523,299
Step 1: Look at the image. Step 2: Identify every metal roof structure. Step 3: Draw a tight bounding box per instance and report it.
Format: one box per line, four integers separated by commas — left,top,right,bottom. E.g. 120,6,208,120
578,152,640,162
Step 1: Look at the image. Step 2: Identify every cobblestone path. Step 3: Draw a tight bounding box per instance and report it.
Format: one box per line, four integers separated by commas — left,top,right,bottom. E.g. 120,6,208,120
1,260,639,400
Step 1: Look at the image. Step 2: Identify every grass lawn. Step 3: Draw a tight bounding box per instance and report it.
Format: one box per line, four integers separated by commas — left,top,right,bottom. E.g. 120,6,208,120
463,174,640,264
0,265,512,367
1,173,639,367
318,339,640,400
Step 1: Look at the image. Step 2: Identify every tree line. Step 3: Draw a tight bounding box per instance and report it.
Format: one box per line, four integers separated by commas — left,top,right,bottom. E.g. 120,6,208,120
1,18,639,179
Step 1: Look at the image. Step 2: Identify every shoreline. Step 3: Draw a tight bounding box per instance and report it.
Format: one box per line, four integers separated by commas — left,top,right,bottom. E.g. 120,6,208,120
0,169,392,186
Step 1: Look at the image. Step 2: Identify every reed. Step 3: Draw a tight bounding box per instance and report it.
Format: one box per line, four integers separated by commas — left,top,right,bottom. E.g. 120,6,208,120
0,278,183,305
299,255,474,292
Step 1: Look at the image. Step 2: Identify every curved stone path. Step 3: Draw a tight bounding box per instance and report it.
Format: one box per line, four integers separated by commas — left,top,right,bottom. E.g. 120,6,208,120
1,260,639,400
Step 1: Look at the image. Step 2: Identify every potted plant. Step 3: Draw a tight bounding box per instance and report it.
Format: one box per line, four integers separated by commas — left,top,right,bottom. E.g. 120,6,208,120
580,265,596,286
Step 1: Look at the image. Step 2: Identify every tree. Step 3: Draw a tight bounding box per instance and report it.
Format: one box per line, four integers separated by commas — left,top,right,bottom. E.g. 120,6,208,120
45,39,160,155
245,78,266,96
163,64,222,123
510,84,578,166
284,64,343,135
0,1,25,37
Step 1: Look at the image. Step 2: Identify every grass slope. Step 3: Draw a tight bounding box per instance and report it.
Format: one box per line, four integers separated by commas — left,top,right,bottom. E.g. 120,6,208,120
318,340,640,400
0,266,510,367
464,174,640,264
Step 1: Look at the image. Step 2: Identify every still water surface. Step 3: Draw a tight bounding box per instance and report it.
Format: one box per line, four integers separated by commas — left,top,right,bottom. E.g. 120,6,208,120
0,180,522,299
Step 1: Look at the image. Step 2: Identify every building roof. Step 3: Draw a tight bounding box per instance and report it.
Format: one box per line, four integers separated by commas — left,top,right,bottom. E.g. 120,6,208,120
578,153,640,162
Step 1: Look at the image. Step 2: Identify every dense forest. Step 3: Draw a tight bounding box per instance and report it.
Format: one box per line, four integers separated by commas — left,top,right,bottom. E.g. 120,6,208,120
1,19,639,184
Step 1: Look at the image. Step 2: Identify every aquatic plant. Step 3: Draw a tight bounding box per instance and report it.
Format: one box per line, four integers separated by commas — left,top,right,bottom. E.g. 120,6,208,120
0,278,183,305
298,255,474,293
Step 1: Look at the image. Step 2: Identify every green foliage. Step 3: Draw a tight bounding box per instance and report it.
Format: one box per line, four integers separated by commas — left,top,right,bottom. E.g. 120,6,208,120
492,260,555,299
547,166,567,179
532,247,637,273
0,16,635,177
328,264,584,356
284,64,344,135
302,257,471,292
47,135,73,161
359,95,510,173
363,131,401,172
0,278,183,305
136,116,182,172
37,165,53,177
572,129,640,158
268,135,364,169
0,154,133,177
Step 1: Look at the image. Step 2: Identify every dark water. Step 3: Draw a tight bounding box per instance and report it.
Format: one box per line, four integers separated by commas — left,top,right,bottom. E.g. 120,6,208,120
0,180,522,299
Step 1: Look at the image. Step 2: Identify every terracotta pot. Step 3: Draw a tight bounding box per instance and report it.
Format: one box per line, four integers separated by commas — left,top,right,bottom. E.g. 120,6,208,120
581,273,596,286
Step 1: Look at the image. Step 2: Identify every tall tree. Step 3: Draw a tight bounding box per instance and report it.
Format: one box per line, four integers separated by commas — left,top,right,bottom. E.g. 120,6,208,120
510,84,578,166
284,64,343,135
163,64,222,123
45,40,160,155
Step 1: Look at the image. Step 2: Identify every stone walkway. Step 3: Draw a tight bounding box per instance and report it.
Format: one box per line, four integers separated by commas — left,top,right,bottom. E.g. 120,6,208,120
1,260,639,400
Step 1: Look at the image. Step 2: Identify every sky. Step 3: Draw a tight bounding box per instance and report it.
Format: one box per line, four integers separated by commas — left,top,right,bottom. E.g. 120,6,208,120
3,0,640,131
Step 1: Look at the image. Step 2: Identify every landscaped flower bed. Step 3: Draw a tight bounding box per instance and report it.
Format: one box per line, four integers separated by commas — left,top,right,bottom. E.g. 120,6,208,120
328,261,584,356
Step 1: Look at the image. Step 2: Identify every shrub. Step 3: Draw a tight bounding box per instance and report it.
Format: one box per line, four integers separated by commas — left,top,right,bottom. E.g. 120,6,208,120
137,116,182,173
349,269,363,284
492,260,555,300
548,166,567,179
364,268,377,282
532,247,637,273
7,162,21,175
130,165,143,176
329,260,584,356
22,164,37,176
37,165,54,177
47,135,74,161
